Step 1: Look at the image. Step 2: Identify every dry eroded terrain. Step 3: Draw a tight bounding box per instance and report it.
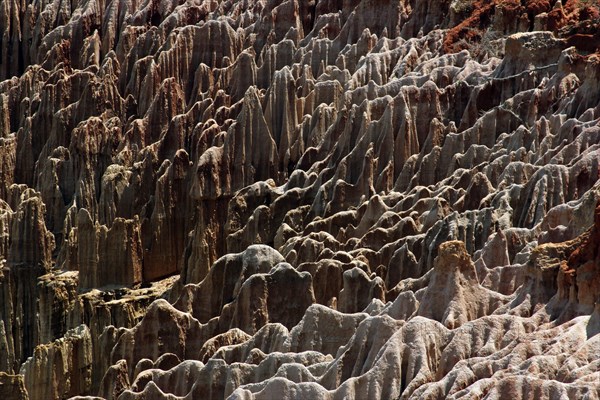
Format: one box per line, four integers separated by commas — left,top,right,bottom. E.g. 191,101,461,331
1,0,600,399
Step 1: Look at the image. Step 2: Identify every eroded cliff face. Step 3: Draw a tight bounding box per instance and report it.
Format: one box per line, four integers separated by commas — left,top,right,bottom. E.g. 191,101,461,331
1,0,599,399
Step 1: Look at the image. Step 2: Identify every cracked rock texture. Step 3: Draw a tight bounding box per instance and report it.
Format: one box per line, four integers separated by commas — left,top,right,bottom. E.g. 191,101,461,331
1,0,600,399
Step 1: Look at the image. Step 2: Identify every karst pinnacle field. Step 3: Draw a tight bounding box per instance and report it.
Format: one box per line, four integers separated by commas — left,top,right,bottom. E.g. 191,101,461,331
0,0,600,399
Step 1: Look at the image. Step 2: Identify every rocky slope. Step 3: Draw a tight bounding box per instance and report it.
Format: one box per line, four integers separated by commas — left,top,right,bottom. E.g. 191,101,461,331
1,0,600,399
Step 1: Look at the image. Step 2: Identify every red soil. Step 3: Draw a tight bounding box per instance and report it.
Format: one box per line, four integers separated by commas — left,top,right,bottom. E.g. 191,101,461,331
443,0,600,55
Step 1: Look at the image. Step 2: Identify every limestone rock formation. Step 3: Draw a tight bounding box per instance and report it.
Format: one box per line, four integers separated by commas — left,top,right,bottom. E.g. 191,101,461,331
1,0,600,399
0,372,29,400
20,325,92,400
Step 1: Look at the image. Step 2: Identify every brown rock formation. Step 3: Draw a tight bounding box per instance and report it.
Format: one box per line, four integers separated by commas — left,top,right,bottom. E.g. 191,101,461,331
556,202,600,314
0,372,29,400
20,325,92,400
416,240,507,328
1,0,600,398
76,209,143,290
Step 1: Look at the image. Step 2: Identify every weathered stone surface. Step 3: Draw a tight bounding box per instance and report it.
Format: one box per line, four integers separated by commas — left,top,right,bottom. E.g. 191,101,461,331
76,209,143,290
0,372,29,400
1,0,600,398
8,189,54,270
20,325,92,400
416,240,507,328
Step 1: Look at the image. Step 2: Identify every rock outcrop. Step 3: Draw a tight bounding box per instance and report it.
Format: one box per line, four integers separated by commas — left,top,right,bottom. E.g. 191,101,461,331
20,325,92,400
1,0,600,399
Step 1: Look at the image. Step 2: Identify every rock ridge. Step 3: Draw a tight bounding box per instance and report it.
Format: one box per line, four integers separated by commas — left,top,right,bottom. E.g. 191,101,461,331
0,0,599,399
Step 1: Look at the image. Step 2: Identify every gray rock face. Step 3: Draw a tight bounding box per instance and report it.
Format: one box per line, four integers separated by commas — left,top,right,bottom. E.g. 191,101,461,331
1,0,600,399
